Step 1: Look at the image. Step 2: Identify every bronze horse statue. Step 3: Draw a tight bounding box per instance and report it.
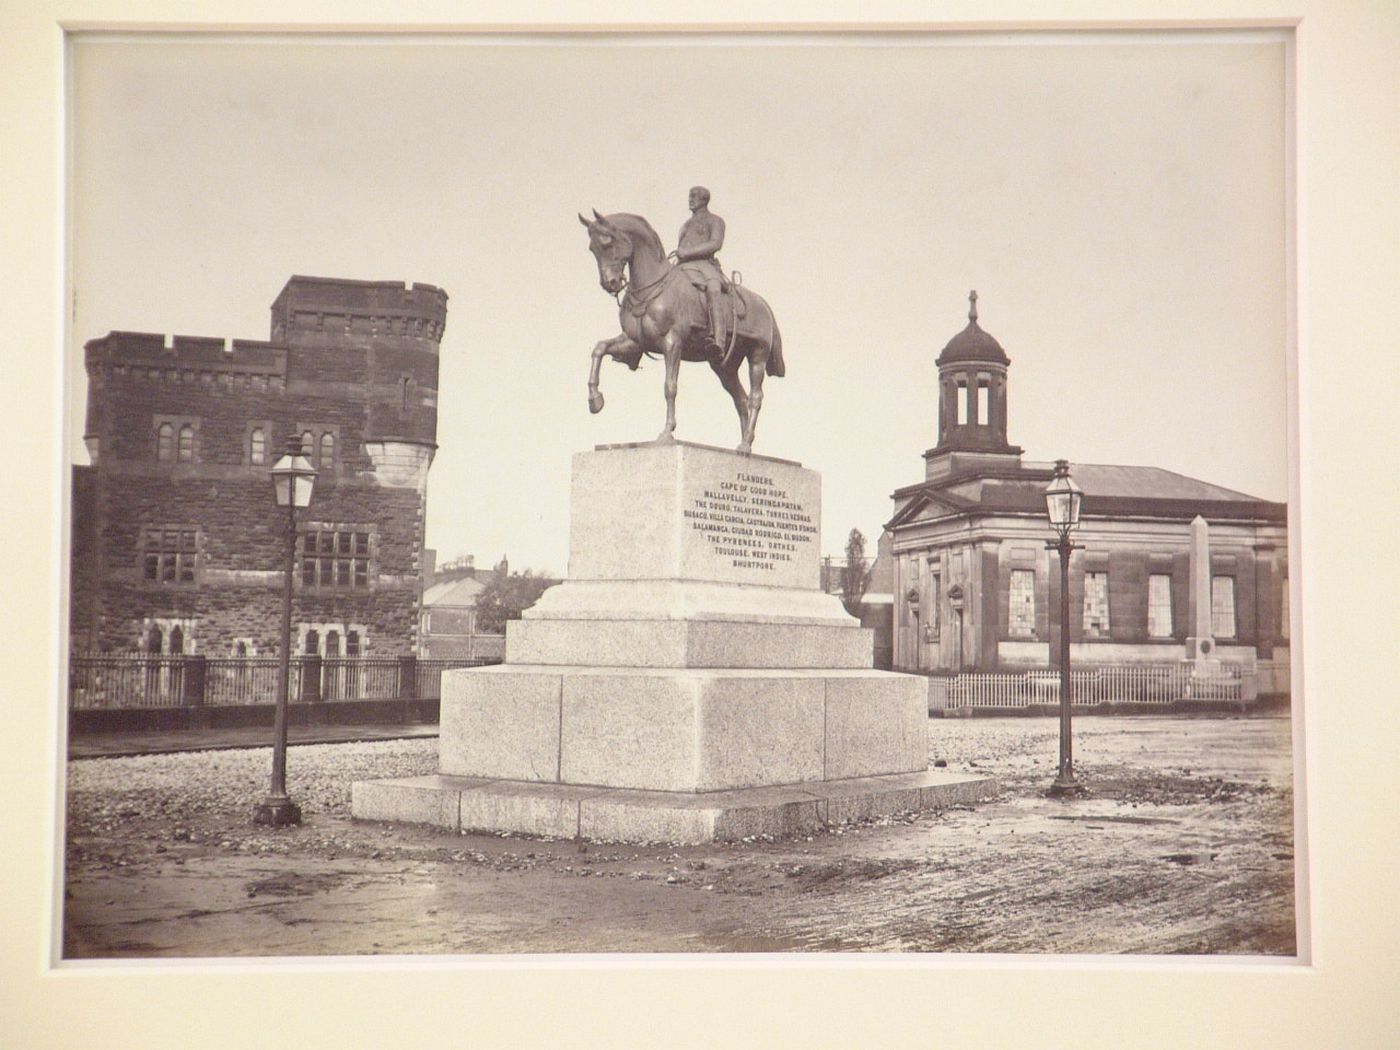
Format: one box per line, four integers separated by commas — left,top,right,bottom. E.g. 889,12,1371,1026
579,210,784,453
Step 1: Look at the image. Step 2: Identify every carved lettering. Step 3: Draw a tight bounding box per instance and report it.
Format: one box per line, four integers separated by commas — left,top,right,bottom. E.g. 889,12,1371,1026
685,470,818,570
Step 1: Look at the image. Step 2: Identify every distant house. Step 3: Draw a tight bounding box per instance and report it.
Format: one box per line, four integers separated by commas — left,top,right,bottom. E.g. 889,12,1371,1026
418,555,504,660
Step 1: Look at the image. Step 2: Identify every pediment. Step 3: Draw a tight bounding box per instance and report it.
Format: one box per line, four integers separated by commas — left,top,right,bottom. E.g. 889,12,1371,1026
888,492,967,529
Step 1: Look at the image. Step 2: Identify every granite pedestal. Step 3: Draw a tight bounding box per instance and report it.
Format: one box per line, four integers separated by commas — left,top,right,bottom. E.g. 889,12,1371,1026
353,441,996,842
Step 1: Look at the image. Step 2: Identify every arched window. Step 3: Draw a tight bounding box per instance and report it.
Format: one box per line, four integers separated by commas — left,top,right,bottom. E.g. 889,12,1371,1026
157,423,174,461
250,427,266,465
346,630,360,657
304,629,319,655
146,625,163,655
169,626,184,654
319,431,335,466
177,425,195,462
956,381,969,425
301,430,315,458
325,630,340,657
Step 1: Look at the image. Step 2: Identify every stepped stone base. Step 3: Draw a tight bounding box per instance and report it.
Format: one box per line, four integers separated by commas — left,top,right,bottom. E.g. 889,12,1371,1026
352,768,1000,844
506,616,873,668
352,441,970,844
438,665,927,792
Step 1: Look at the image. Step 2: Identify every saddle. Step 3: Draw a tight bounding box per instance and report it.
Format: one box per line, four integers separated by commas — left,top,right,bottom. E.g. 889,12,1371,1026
675,261,747,327
676,260,731,295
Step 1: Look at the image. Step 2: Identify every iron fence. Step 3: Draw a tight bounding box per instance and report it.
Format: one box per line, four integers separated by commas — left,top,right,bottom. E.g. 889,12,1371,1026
319,657,402,702
416,658,497,700
69,654,189,710
942,662,1252,712
204,656,290,706
68,653,497,710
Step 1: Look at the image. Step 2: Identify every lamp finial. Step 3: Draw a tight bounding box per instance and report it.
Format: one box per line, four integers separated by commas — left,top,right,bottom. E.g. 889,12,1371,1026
968,290,978,323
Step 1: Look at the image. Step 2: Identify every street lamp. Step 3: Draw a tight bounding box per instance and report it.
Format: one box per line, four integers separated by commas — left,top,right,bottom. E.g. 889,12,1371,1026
253,435,317,826
1043,459,1084,797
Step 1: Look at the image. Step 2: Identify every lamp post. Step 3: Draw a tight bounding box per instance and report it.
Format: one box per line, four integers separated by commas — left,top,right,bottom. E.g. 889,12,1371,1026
254,435,317,826
1043,459,1084,797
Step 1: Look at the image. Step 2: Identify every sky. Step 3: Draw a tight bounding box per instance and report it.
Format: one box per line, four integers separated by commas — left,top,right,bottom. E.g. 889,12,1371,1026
68,31,1290,576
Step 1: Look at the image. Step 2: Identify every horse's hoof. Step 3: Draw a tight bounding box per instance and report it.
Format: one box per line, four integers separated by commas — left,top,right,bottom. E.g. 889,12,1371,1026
736,443,752,455
655,431,676,444
588,391,604,414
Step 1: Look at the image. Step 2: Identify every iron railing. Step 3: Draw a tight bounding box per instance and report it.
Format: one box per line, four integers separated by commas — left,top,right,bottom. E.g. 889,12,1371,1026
68,653,497,710
940,662,1252,712
69,654,189,710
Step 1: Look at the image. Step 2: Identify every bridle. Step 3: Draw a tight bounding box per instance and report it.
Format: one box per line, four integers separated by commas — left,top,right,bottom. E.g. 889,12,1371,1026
598,229,673,314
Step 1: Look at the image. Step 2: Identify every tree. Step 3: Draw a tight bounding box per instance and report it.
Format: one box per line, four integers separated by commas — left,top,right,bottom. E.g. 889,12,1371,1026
840,528,871,616
475,569,555,634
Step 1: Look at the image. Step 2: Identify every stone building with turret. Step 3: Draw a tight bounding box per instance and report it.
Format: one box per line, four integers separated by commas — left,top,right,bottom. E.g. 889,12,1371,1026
881,292,1290,694
69,275,448,660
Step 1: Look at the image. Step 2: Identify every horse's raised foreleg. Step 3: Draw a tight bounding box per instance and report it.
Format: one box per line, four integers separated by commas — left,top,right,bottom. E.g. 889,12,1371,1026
741,349,767,454
588,334,636,414
657,330,683,443
709,352,750,446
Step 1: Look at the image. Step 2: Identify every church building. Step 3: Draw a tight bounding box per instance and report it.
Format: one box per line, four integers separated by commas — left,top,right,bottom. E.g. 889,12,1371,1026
884,293,1290,695
70,275,448,660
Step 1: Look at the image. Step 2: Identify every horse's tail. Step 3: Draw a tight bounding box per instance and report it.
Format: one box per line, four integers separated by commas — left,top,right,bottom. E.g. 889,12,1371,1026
765,313,785,378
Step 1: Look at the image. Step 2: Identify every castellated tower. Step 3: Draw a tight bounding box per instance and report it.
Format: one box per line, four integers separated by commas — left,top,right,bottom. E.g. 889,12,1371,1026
71,276,448,660
270,276,447,489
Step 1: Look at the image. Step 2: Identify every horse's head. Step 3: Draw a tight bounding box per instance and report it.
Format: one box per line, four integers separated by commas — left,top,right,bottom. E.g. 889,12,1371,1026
578,209,632,295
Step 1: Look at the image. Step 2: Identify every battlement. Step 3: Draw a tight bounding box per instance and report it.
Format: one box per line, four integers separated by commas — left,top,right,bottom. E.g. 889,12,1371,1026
85,331,287,378
270,275,448,345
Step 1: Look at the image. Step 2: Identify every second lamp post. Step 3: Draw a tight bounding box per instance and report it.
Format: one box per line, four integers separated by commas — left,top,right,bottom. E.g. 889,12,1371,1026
1043,459,1084,797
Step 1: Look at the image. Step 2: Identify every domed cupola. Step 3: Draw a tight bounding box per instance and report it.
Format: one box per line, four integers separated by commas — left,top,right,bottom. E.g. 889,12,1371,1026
937,289,1010,368
930,291,1021,460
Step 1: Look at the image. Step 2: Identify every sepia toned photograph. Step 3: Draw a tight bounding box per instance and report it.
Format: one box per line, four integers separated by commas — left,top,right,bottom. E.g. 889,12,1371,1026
55,27,1305,964
8,0,1400,1044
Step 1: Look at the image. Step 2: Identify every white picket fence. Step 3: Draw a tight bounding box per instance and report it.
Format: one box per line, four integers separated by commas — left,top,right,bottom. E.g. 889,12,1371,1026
937,662,1253,712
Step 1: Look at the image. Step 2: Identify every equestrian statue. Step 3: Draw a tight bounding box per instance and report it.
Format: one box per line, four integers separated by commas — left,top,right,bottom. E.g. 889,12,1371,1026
579,187,784,454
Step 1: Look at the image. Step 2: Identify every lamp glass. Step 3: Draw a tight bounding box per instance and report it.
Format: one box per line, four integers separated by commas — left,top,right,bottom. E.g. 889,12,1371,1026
271,452,317,508
1043,464,1083,531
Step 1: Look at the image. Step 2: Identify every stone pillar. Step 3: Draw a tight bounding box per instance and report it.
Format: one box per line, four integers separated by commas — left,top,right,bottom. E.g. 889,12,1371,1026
1184,515,1218,664
396,655,418,699
180,655,207,707
300,655,323,703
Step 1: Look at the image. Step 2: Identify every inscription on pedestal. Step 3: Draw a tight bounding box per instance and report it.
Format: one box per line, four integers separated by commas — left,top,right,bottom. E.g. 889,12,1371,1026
683,470,820,571
568,441,824,588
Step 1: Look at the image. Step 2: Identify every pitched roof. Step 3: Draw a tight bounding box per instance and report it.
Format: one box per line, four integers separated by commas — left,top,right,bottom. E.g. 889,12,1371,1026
1040,463,1259,501
422,575,487,607
889,460,1285,528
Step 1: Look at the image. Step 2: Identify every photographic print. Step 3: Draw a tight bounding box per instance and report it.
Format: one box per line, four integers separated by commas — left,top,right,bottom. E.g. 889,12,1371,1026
60,27,1300,962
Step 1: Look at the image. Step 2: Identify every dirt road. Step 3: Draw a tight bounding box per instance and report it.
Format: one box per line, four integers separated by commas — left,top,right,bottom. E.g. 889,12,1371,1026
62,713,1297,957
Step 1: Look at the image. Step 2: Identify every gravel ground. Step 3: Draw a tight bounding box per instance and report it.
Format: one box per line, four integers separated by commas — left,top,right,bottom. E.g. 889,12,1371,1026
62,713,1297,958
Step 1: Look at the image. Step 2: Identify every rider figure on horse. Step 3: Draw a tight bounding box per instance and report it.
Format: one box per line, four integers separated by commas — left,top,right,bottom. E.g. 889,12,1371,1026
675,186,729,353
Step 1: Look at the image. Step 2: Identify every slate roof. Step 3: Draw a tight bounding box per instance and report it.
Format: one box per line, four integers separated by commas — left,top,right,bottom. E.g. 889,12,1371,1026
889,460,1286,529
422,575,487,608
